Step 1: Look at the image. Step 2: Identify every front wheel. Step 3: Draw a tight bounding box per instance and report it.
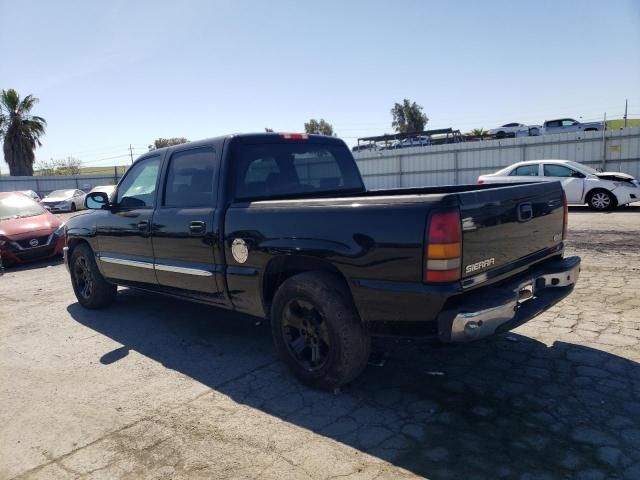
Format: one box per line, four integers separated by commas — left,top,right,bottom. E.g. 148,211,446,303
70,203,77,212
271,272,371,390
587,190,615,211
70,243,117,309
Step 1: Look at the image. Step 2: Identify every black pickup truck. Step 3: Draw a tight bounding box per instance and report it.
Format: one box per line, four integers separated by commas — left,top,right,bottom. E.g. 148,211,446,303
64,133,580,389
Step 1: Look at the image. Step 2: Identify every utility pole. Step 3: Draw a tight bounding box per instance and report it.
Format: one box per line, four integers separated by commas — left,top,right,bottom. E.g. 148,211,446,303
624,99,628,129
129,144,134,164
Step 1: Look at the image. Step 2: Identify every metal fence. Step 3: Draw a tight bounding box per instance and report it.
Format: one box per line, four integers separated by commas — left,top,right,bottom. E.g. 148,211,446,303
0,172,123,197
353,127,640,189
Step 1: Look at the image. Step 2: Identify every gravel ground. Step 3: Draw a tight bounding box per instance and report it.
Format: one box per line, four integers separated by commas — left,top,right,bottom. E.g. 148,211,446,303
0,206,639,480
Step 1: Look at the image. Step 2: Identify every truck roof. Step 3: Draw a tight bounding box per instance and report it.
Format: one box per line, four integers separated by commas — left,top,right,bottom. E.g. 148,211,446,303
143,133,344,159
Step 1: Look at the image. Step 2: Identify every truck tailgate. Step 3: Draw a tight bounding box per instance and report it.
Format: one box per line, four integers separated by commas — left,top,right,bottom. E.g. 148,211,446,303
458,182,565,283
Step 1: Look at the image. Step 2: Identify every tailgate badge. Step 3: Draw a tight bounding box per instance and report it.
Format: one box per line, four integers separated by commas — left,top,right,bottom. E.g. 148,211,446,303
231,238,249,264
465,258,495,274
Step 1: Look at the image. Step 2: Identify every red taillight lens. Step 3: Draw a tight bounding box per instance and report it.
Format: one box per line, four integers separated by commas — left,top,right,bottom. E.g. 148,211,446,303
425,209,462,283
562,191,568,240
280,133,309,140
477,179,484,185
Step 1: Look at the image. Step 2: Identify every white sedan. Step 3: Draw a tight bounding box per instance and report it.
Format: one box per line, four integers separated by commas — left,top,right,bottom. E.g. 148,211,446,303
488,123,540,138
41,189,87,212
477,160,640,210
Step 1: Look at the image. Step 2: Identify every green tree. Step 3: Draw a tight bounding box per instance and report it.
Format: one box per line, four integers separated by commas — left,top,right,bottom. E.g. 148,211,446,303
304,119,335,136
35,156,82,176
151,137,189,150
468,128,488,137
0,89,47,176
390,99,428,133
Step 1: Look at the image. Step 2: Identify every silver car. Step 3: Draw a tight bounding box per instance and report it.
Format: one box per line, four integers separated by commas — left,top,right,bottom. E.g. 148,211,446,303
41,189,86,212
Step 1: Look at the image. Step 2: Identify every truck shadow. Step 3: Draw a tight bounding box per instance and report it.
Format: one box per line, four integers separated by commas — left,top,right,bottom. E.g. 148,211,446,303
67,290,639,479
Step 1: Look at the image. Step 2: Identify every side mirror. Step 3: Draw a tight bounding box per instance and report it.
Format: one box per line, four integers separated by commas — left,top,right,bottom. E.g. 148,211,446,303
85,191,111,210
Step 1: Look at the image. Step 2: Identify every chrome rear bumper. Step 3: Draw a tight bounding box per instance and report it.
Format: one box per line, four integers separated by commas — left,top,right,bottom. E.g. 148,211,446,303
438,256,581,343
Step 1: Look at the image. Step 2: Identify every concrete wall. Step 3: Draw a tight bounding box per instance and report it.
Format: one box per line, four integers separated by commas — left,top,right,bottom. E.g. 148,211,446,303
354,127,640,189
0,173,121,196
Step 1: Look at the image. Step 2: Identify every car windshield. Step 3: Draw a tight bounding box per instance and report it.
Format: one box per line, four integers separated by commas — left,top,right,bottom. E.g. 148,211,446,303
47,189,75,198
0,194,46,221
90,186,114,193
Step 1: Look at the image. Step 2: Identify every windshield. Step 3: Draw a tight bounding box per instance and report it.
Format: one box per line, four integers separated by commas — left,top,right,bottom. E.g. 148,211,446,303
47,189,75,198
0,194,46,221
90,185,115,193
231,141,364,200
566,161,598,175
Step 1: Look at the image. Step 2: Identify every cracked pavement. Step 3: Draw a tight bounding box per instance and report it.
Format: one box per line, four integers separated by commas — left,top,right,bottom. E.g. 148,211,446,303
1,206,639,479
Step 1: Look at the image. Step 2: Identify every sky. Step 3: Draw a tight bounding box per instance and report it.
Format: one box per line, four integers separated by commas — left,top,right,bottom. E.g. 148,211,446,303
1,0,639,173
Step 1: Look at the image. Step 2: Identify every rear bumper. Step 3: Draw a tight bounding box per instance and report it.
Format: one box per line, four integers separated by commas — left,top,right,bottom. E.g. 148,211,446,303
437,256,580,343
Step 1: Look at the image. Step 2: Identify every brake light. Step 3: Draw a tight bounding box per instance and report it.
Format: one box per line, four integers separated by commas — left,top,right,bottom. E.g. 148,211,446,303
280,133,309,140
562,191,568,240
425,210,462,283
476,179,484,185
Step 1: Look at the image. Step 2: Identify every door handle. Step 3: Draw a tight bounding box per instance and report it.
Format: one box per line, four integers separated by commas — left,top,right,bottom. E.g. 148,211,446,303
189,221,206,234
137,221,149,231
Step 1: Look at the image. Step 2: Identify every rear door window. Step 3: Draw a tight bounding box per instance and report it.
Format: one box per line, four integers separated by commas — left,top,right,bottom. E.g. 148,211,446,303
510,165,539,177
164,148,216,207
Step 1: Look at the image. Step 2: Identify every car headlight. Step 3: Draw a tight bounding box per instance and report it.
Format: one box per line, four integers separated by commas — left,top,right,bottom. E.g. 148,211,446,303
54,224,66,237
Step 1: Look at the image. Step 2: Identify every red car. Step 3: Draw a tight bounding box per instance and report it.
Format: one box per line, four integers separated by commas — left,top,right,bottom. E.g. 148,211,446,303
0,192,65,267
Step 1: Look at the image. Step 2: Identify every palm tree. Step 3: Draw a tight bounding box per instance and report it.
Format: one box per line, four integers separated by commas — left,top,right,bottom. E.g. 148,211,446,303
1,89,47,176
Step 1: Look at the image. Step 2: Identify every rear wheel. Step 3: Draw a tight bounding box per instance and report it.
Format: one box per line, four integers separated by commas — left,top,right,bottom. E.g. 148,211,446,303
271,272,371,390
70,243,117,309
587,190,615,211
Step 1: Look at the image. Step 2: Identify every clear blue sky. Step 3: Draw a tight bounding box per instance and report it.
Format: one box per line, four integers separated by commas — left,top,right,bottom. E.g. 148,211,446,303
1,0,639,172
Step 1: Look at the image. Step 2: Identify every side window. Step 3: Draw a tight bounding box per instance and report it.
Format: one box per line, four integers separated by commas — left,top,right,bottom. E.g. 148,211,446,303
164,148,216,207
546,121,560,128
116,156,161,208
562,119,577,126
510,165,539,176
544,164,577,178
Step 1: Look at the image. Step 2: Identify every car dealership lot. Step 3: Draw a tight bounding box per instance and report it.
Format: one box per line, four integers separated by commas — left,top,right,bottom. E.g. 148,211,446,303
1,208,639,480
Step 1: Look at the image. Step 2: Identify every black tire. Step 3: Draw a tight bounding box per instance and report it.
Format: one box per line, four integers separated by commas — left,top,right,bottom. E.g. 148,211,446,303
70,243,117,309
70,203,77,212
587,189,616,211
495,131,506,139
270,272,371,390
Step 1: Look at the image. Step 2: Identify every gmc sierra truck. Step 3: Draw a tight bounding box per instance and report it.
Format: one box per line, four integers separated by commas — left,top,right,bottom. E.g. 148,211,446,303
63,133,580,389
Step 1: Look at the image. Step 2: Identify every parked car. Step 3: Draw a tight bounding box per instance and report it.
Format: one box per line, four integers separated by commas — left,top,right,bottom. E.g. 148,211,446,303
41,189,86,212
541,118,603,134
0,192,65,266
477,159,640,210
18,190,42,202
64,133,580,390
394,136,431,148
88,185,117,202
488,123,540,138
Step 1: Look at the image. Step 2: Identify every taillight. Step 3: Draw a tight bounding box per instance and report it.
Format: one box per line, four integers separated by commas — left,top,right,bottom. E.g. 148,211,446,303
562,191,568,240
476,179,484,185
280,133,309,140
425,210,462,283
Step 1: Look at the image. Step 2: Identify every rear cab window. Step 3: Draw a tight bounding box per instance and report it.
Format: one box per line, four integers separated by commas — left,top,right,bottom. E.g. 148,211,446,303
231,140,364,201
164,147,217,207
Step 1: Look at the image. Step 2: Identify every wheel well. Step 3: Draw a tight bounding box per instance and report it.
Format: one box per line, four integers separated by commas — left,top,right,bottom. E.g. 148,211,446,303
262,256,351,317
586,188,618,206
66,237,90,258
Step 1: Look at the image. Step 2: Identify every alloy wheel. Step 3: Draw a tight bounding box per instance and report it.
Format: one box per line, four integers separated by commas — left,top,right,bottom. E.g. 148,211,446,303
74,256,93,299
591,192,611,210
281,298,331,372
